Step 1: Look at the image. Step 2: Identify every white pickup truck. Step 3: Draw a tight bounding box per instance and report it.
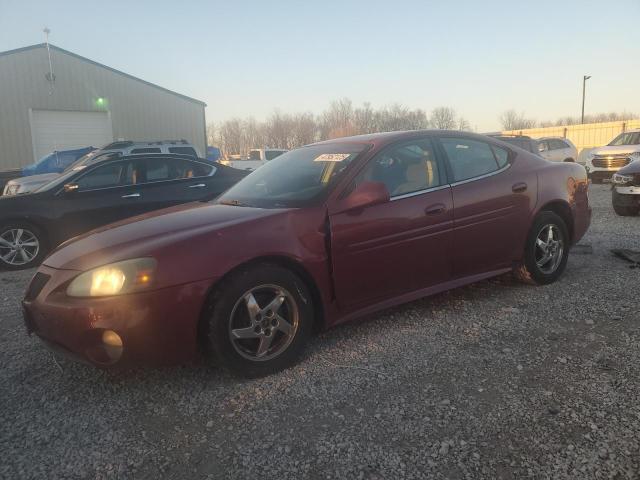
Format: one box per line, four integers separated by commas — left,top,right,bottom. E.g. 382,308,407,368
222,148,287,171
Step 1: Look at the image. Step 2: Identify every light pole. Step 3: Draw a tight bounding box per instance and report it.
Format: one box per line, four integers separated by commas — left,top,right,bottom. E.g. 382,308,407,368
581,75,591,124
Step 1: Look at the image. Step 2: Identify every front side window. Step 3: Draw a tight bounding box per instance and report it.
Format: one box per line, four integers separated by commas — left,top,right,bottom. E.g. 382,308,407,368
219,144,367,208
355,139,443,197
440,138,504,183
75,161,134,191
249,150,262,161
609,132,640,146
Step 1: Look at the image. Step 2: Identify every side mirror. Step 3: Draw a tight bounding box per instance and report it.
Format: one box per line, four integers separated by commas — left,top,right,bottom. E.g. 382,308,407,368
63,183,79,193
340,181,390,212
538,143,547,152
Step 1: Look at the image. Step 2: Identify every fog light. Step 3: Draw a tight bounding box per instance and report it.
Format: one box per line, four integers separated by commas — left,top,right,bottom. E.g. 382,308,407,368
102,330,122,347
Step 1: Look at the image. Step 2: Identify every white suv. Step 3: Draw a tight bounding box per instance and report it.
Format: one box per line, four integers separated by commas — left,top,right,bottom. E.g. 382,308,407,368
585,130,640,184
537,137,578,163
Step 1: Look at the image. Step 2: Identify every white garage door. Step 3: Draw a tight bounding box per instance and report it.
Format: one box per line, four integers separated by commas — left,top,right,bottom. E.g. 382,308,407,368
31,110,113,160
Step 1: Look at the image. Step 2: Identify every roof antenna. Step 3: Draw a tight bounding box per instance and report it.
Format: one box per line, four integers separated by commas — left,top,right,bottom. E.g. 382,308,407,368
43,27,55,94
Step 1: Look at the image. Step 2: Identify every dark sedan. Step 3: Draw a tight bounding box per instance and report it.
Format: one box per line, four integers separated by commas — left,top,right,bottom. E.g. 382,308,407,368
23,131,591,376
0,154,246,269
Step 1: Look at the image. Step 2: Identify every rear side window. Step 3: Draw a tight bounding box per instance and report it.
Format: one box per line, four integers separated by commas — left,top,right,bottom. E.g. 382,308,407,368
265,150,285,161
130,148,161,154
491,145,509,168
440,138,503,183
143,158,214,183
168,147,197,157
549,139,568,150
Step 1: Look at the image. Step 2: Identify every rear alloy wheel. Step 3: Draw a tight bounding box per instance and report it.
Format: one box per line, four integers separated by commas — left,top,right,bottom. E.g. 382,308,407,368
204,264,313,377
0,223,47,270
515,211,569,285
612,191,639,216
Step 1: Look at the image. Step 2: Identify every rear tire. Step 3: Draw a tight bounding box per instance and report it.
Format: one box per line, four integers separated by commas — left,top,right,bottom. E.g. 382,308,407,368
203,264,314,377
0,222,48,270
613,204,639,216
515,211,569,285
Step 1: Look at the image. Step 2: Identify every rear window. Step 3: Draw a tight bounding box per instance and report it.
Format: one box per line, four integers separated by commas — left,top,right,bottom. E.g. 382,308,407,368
168,147,197,157
130,148,162,154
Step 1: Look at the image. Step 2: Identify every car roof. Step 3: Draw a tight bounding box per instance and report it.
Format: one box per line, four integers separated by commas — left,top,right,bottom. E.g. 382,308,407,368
310,130,499,149
100,139,194,150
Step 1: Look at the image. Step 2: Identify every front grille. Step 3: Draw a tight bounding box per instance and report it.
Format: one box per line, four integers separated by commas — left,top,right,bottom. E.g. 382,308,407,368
24,272,50,301
592,156,631,169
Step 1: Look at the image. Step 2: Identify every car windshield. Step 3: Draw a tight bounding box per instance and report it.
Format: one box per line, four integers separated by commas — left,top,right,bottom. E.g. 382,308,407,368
218,143,368,208
608,132,640,146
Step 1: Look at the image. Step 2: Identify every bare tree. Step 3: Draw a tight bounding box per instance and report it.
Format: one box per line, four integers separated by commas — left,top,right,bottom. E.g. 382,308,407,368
430,107,458,129
499,110,536,130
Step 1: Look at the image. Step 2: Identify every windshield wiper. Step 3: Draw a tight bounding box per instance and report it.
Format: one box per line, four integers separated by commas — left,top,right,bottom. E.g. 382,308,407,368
219,199,251,207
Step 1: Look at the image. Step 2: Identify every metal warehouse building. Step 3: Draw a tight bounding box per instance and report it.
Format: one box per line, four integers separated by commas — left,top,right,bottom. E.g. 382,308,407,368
0,43,207,170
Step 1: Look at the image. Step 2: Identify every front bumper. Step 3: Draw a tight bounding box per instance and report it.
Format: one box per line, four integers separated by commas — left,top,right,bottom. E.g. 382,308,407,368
22,264,213,368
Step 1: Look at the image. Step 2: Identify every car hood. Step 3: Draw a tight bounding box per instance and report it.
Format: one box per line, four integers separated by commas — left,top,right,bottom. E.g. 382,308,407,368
7,172,60,190
591,145,640,156
617,159,640,175
43,202,292,272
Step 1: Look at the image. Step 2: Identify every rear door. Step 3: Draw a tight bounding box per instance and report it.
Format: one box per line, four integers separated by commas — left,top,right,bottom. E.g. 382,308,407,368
436,136,535,279
329,138,454,309
130,156,223,213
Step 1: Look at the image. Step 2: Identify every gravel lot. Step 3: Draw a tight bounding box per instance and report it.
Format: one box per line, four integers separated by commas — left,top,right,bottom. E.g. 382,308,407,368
1,184,639,479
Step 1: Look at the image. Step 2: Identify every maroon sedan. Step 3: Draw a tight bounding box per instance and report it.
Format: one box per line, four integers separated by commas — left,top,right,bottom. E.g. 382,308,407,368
23,131,591,376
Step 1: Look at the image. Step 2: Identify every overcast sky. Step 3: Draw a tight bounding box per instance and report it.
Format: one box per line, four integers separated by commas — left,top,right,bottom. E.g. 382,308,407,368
1,0,638,131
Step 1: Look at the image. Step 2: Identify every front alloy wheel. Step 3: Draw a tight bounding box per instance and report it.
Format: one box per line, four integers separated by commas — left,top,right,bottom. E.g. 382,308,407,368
204,264,313,377
0,223,46,270
229,285,299,362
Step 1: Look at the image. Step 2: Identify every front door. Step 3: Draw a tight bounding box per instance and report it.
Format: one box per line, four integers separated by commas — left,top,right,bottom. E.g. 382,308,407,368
329,138,454,310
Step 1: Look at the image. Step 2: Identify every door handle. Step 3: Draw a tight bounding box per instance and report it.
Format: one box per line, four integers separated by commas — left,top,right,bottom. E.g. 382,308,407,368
121,193,141,199
425,204,446,215
512,182,527,193
188,183,206,189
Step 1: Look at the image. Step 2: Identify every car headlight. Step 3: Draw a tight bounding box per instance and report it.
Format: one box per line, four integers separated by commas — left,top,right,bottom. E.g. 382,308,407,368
611,173,633,185
67,258,157,297
3,184,19,196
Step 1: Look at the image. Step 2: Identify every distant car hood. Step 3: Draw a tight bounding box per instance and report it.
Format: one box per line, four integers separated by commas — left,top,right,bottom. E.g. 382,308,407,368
590,145,640,156
6,172,60,193
616,159,640,175
43,202,292,273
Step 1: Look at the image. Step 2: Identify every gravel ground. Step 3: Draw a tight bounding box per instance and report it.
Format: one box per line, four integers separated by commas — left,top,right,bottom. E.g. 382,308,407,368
1,184,639,479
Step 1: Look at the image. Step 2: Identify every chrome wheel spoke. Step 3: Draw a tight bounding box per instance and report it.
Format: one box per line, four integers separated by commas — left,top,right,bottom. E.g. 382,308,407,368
231,326,260,339
14,229,23,243
21,241,38,248
19,249,29,263
263,293,285,316
0,237,12,248
547,226,554,242
244,292,261,321
536,238,547,250
275,314,292,335
256,335,275,357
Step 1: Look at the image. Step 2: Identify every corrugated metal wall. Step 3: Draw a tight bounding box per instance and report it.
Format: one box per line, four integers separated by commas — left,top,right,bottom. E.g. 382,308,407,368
0,45,206,170
502,119,640,162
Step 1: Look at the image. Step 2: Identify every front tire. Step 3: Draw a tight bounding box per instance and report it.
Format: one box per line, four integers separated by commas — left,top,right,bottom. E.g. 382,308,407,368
515,211,569,285
612,191,639,216
203,264,314,377
0,222,48,270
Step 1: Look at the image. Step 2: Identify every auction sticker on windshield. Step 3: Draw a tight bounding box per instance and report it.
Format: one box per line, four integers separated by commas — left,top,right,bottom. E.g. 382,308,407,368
314,153,351,162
